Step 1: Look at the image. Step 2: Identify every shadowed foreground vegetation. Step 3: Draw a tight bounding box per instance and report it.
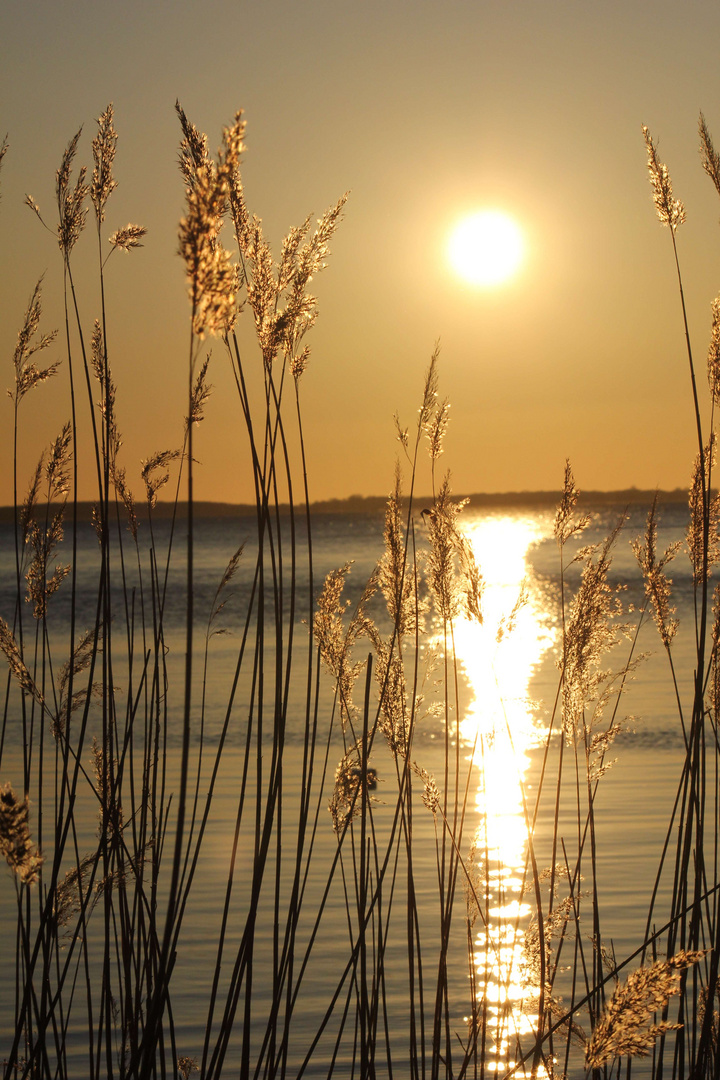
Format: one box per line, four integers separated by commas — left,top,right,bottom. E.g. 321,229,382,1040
2,106,720,1079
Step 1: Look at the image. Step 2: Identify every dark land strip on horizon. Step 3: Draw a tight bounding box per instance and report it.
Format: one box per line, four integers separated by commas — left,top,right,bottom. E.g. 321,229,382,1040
0,488,689,523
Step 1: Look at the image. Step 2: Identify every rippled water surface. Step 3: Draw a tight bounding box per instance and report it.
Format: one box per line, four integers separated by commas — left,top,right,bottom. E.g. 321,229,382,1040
0,500,699,1075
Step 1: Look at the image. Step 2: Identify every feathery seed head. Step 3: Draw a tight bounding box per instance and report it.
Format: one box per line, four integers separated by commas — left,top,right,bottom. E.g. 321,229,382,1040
179,172,238,336
278,217,312,292
90,320,103,382
496,581,528,642
708,296,720,403
187,355,212,428
643,125,686,231
91,103,118,222
314,563,353,663
176,101,212,183
393,412,409,450
522,895,577,990
57,628,98,728
291,345,311,380
46,422,73,499
177,1058,199,1080
313,563,372,728
56,127,89,257
700,112,720,199
112,466,138,540
26,508,71,620
229,171,252,256
53,853,96,927
632,497,680,648
177,108,245,337
379,465,420,637
25,193,42,221
12,279,59,403
109,224,147,252
687,436,720,583
0,783,42,885
209,544,245,631
21,457,43,545
261,195,346,367
92,737,124,839
371,635,411,755
329,744,376,832
0,617,43,704
424,476,477,624
454,522,484,623
554,460,590,546
427,398,450,461
421,772,440,815
419,348,440,429
585,951,705,1068
141,449,181,508
561,519,625,738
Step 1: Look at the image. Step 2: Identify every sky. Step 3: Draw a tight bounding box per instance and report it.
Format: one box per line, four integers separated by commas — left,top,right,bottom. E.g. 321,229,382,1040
2,0,720,507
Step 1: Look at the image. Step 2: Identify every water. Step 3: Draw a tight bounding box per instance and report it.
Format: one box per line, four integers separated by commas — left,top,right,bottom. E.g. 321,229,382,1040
0,499,704,1076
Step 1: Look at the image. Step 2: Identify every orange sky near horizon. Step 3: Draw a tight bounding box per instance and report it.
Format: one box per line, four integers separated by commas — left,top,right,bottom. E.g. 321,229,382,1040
2,0,720,509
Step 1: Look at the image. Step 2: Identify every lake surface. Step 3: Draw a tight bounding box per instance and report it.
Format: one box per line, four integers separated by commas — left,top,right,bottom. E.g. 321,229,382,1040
0,499,700,1077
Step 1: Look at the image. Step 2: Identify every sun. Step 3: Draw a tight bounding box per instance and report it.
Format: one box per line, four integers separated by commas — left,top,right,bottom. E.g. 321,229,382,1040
448,210,524,287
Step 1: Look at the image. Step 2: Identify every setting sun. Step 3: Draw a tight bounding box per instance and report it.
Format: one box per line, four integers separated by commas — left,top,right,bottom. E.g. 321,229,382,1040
448,210,524,287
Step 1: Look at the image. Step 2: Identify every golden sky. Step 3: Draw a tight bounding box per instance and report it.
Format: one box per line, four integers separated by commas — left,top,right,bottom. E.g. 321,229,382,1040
2,0,720,506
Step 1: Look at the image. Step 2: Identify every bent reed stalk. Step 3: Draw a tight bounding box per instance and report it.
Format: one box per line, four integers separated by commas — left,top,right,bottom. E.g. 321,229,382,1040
0,104,720,1080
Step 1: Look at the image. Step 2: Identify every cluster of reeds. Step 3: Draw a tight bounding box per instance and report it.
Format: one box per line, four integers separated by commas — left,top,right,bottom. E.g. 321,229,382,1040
0,102,505,1080
479,118,720,1078
2,102,720,1080
0,103,356,1077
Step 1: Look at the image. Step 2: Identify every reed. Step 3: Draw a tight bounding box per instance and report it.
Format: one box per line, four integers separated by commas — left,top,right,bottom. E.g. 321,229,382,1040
1,103,720,1080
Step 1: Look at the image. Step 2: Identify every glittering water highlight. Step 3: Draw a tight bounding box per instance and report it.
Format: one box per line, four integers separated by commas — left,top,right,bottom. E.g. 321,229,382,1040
452,514,556,1071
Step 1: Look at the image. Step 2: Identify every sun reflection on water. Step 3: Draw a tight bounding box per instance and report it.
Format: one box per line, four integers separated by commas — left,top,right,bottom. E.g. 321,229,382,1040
452,514,555,1072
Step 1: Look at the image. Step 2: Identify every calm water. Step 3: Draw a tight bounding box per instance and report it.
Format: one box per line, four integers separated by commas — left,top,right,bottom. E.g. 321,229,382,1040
0,500,698,1076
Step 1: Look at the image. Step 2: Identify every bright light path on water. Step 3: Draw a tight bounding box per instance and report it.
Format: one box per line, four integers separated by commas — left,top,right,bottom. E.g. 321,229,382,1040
450,514,556,1070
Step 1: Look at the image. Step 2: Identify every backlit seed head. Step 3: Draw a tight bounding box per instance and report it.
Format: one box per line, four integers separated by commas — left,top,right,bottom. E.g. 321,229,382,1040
91,103,118,222
0,783,42,885
109,224,147,252
643,125,686,231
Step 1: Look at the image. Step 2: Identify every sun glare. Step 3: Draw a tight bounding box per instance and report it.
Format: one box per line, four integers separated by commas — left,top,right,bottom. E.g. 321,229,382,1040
448,210,524,287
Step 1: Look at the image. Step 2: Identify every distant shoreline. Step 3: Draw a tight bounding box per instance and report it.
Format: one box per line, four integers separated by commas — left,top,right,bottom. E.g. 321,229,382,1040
0,488,688,524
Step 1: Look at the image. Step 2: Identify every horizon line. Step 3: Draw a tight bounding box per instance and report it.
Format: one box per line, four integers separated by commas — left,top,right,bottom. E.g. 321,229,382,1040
0,486,689,522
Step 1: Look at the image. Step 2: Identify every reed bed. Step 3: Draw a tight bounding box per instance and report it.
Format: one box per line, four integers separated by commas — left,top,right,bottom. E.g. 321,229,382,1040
0,104,719,1080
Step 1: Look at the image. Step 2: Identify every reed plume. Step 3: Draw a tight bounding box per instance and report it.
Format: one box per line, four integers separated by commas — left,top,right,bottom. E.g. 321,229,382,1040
560,521,625,737
700,111,720,199
141,448,181,508
0,783,42,885
108,223,147,252
585,952,704,1068
554,459,590,547
708,295,720,403
90,103,118,222
687,434,720,582
0,617,43,703
177,103,245,338
643,125,686,231
56,127,88,258
378,464,418,637
632,496,681,648
11,278,59,402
